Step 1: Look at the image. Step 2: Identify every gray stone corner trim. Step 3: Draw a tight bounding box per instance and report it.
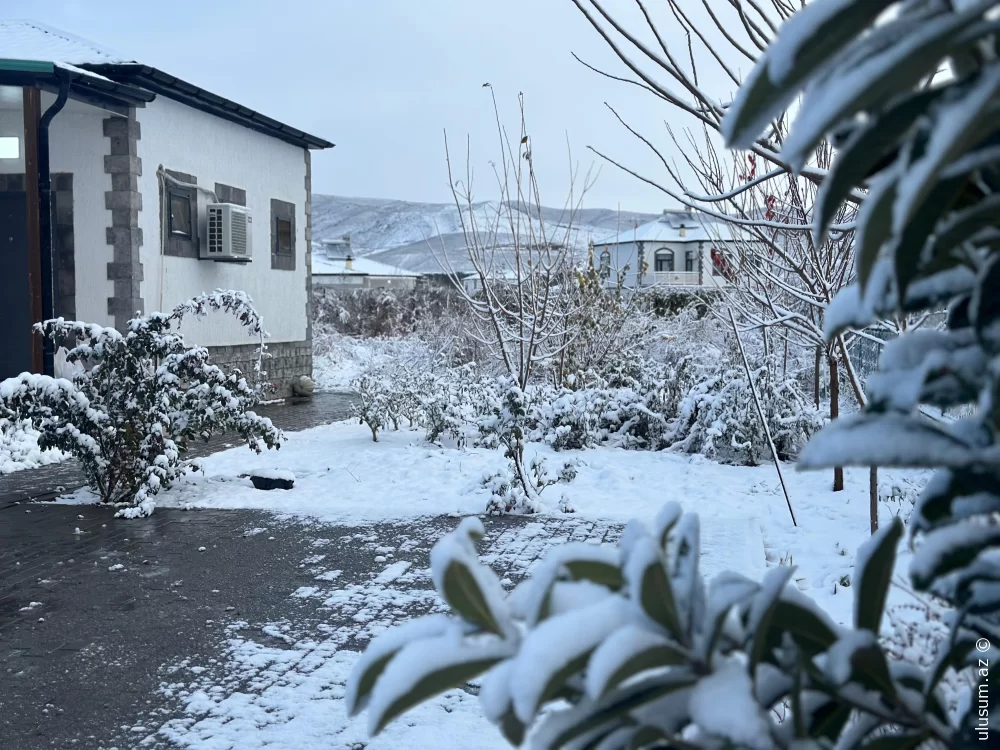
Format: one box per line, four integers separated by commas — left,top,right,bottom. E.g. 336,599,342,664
103,109,143,331
270,198,296,271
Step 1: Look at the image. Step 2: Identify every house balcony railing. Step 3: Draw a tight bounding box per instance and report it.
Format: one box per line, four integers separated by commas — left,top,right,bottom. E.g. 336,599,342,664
649,271,701,286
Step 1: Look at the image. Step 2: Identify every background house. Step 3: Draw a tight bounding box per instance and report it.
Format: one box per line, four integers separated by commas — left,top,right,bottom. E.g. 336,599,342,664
313,237,420,291
0,20,332,397
594,209,742,290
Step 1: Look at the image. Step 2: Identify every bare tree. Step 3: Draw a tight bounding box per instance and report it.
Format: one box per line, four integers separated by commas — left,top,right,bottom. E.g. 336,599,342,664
567,0,915,516
433,89,593,504
434,89,592,391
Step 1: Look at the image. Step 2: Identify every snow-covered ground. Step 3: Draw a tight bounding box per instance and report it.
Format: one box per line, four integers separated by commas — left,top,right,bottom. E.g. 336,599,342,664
312,333,431,392
0,421,67,475
50,420,927,747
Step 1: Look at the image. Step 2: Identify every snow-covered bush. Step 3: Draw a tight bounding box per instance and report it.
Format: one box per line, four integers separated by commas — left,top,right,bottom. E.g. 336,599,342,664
0,291,282,516
669,356,823,465
421,363,489,447
348,506,943,747
481,455,578,516
475,380,538,514
0,419,68,474
313,284,461,339
350,364,428,441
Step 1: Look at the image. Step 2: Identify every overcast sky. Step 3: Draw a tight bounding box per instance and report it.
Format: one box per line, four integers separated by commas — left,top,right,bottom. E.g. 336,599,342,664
3,0,749,213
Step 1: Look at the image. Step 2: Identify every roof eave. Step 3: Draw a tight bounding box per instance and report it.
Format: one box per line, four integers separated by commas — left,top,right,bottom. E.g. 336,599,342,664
81,63,334,150
0,59,155,114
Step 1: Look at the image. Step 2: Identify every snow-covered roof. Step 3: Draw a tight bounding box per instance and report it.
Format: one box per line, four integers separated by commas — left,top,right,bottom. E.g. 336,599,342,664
0,19,133,66
0,20,135,86
596,210,742,246
312,253,421,278
0,20,333,150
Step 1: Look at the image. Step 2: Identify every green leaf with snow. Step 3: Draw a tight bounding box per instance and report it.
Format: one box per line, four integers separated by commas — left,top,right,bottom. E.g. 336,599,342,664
345,614,451,716
627,725,670,750
534,673,697,750
585,625,688,699
771,597,840,657
855,171,898,293
804,699,853,744
892,66,1000,238
894,173,970,301
563,559,624,590
798,413,975,470
816,88,942,245
855,517,903,633
780,6,990,171
368,646,506,735
626,538,683,642
721,0,895,150
748,566,795,674
440,558,504,635
910,524,1000,590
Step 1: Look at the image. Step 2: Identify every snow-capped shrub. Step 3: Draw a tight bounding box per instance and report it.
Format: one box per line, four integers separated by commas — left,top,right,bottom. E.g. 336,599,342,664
348,507,942,747
351,364,427,441
529,386,607,450
420,364,488,447
0,291,282,517
669,356,822,465
481,456,577,516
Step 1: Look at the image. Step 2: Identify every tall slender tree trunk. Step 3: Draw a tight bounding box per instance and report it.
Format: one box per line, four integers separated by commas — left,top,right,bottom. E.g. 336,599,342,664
829,354,844,492
870,466,879,534
814,346,822,409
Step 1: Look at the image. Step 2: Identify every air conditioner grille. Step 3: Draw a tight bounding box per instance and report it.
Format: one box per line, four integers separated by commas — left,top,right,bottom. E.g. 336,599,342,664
230,210,248,254
208,206,223,254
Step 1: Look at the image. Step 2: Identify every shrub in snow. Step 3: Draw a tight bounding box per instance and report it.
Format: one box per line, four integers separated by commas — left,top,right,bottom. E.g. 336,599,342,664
348,505,951,747
669,355,822,466
421,364,488,448
481,456,578,516
351,373,395,442
0,291,282,517
475,381,540,514
0,419,68,474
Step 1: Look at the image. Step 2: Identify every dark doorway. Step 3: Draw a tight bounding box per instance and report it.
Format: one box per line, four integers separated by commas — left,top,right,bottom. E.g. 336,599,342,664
0,191,32,380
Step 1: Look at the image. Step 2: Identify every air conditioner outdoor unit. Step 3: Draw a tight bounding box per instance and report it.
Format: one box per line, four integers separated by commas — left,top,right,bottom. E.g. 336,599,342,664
203,203,252,262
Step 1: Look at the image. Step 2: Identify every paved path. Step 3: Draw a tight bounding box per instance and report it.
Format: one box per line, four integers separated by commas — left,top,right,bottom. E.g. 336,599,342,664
0,503,622,749
0,393,358,508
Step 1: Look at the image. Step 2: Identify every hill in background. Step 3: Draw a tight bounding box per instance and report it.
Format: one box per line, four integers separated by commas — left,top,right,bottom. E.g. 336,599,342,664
311,195,659,275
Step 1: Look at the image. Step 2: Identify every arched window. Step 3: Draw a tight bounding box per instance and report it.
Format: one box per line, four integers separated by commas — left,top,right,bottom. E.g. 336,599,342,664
654,248,674,272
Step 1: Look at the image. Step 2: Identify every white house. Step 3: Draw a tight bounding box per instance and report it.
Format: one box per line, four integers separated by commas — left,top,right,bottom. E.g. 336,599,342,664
594,209,743,290
312,237,421,292
0,20,333,397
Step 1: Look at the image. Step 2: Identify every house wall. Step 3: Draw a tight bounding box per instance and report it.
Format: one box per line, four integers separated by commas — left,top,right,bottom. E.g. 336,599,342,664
135,96,312,396
600,240,733,289
136,96,309,347
0,103,112,326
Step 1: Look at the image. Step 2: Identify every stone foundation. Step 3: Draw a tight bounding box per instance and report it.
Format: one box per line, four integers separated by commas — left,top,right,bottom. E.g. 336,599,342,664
207,340,313,400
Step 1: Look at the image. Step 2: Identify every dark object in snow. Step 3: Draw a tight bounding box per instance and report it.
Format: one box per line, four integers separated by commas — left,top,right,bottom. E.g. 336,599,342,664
246,470,295,491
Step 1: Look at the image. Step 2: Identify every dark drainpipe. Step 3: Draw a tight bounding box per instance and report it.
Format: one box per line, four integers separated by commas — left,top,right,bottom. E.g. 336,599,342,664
38,72,71,376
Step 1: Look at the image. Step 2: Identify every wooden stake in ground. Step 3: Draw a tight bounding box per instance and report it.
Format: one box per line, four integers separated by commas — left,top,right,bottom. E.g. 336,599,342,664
730,310,797,527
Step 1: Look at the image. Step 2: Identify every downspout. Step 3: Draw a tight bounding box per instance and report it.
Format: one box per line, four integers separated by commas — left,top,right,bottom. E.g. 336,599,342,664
38,71,71,376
